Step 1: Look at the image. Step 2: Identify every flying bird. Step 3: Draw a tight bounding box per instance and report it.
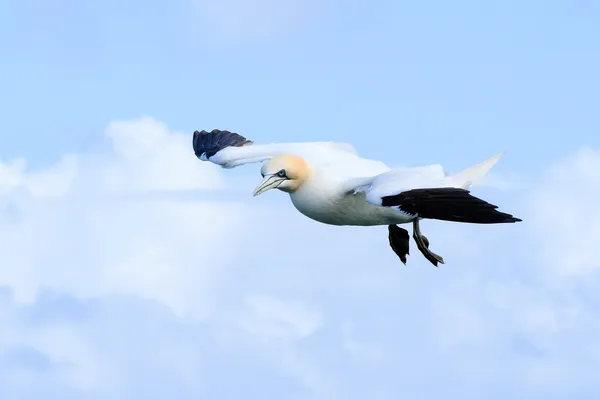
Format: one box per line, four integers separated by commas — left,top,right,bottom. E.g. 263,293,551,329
193,129,521,266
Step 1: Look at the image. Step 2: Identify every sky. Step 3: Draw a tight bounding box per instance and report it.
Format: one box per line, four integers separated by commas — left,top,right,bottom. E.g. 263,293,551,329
0,0,599,399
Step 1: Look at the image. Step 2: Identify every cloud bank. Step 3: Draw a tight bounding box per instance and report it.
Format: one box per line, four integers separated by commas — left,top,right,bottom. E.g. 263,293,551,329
0,117,599,399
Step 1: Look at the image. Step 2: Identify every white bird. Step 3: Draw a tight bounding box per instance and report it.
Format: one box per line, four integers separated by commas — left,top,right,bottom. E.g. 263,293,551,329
193,129,521,266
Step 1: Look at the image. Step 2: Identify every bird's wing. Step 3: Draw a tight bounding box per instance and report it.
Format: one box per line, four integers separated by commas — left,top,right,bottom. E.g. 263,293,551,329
193,129,390,178
347,164,449,205
346,153,518,223
350,152,505,201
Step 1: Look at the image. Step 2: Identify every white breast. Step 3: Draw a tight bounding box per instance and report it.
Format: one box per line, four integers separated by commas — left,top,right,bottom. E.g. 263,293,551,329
288,177,412,227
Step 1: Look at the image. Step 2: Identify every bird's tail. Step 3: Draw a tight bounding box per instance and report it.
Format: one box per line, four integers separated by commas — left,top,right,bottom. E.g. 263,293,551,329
446,152,505,189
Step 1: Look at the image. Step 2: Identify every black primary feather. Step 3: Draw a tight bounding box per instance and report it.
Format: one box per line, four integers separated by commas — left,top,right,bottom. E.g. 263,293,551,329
193,129,253,159
381,187,522,224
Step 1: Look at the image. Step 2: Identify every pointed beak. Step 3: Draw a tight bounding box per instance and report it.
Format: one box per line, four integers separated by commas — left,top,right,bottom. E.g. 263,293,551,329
253,175,285,197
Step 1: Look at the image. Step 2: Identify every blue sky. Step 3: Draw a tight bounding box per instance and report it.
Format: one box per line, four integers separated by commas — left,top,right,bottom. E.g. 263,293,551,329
2,0,599,168
1,1,600,399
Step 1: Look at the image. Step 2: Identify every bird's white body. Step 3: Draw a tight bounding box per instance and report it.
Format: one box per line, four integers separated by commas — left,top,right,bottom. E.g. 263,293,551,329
203,139,506,226
289,167,413,226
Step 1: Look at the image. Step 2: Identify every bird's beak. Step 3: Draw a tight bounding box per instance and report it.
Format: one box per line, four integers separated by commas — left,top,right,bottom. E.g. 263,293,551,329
253,175,285,196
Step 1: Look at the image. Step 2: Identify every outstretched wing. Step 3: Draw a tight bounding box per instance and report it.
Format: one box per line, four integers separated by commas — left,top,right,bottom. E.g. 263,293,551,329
377,187,521,223
349,152,505,203
348,153,521,223
193,129,390,178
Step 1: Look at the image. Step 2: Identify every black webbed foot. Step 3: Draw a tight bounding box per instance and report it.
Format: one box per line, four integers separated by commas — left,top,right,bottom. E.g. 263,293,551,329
388,225,410,265
412,219,445,267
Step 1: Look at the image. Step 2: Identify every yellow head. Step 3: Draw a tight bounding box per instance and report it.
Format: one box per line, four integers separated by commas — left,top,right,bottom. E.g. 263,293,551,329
253,154,311,196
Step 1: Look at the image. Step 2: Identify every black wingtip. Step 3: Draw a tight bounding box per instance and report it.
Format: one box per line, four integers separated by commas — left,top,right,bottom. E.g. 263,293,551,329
193,129,253,160
382,188,522,224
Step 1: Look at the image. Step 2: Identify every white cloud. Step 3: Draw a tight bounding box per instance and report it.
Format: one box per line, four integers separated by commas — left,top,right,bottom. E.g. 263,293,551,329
527,147,600,279
0,155,78,198
238,293,322,346
0,117,240,318
1,119,600,399
103,117,224,193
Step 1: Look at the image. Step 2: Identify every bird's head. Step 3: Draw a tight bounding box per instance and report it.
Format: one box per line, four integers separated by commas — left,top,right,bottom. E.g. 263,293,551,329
253,154,311,196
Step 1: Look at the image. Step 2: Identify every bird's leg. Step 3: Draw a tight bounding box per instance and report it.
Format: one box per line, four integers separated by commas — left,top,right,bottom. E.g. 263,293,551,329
412,218,445,267
388,225,410,265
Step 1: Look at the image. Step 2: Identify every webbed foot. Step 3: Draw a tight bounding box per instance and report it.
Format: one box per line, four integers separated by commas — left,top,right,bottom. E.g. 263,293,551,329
412,219,445,267
388,225,410,265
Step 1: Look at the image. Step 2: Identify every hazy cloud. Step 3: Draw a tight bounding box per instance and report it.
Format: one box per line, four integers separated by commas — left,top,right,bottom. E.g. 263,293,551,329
1,117,599,399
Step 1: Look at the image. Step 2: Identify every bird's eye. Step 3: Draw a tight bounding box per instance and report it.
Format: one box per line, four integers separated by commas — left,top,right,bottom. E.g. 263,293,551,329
277,169,287,178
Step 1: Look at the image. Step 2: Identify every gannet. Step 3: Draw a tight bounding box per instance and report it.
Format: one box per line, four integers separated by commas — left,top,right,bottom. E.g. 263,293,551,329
193,129,521,266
